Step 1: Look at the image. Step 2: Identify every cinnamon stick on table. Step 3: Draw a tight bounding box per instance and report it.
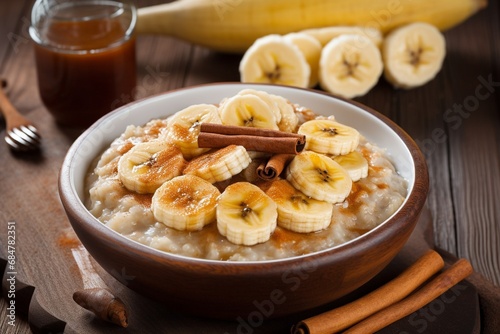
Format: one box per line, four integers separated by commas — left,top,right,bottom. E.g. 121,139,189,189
293,250,445,334
198,123,306,154
293,251,473,334
343,258,473,334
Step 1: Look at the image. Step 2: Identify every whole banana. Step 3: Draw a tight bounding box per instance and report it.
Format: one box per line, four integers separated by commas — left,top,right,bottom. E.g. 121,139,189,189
136,0,486,53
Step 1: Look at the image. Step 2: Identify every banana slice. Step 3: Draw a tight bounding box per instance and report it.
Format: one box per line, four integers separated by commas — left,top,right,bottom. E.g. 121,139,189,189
118,141,186,194
166,104,221,159
273,94,299,133
217,182,278,246
382,22,446,89
239,34,310,88
319,34,383,99
265,180,333,233
301,26,383,48
182,145,251,184
333,151,368,182
219,94,279,130
298,119,360,155
286,151,352,203
237,89,282,124
151,175,220,231
284,32,322,87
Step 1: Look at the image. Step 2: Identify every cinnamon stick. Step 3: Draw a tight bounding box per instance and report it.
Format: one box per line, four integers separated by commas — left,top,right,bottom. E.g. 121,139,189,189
343,258,473,334
198,123,306,154
293,250,445,334
257,154,294,180
71,245,129,327
73,288,128,328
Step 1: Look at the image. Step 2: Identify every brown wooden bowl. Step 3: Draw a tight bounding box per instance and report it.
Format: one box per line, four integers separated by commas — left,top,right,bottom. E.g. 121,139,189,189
59,83,428,320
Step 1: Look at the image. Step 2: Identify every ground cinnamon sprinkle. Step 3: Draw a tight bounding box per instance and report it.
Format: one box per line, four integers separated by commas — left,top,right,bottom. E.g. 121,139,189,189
117,141,134,155
130,193,152,207
342,182,371,214
57,229,81,248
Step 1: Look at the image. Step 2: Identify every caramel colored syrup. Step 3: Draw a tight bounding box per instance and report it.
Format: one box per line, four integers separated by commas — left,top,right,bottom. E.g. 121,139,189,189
34,16,136,127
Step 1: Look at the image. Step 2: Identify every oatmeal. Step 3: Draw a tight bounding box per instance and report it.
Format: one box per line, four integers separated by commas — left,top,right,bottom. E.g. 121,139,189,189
85,91,407,261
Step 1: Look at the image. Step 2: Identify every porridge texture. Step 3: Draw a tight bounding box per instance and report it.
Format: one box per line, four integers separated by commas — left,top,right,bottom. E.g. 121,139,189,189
85,91,407,261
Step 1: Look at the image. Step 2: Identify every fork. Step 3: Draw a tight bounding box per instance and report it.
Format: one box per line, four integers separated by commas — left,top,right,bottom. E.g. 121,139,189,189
0,79,41,152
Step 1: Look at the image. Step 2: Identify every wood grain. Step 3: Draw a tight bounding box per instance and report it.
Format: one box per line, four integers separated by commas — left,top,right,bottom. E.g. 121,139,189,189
0,0,498,333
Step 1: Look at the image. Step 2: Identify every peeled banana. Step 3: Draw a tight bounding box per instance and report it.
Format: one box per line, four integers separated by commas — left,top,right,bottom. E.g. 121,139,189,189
136,0,486,53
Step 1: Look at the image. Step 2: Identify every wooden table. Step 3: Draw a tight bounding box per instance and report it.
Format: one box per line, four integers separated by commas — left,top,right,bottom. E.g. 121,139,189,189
1,0,499,333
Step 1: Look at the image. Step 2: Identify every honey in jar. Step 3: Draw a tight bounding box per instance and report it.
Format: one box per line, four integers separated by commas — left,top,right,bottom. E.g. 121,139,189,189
30,0,137,127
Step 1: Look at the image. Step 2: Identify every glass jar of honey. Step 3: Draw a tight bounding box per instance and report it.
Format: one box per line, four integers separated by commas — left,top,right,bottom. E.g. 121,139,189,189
30,0,137,128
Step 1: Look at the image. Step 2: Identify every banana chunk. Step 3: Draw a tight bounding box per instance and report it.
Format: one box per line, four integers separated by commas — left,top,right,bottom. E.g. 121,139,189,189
237,89,282,124
219,94,279,130
217,182,278,246
382,22,446,89
301,26,383,48
239,34,310,88
182,145,251,184
272,94,299,133
333,151,369,182
266,180,333,233
166,104,221,159
284,32,322,88
152,175,220,231
286,151,352,204
298,119,360,155
118,141,186,194
319,34,383,99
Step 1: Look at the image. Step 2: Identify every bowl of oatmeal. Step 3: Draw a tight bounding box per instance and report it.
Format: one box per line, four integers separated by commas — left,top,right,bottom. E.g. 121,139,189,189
59,83,428,319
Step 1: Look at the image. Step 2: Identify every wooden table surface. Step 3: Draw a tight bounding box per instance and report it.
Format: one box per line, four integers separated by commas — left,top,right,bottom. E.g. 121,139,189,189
1,0,499,333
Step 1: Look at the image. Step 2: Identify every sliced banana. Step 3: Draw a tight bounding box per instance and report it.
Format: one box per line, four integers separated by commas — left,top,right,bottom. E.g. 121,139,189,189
319,34,383,99
273,94,299,133
265,180,333,233
284,32,322,88
217,182,278,246
301,26,383,48
239,34,310,88
151,175,220,231
182,145,251,184
333,151,368,182
286,151,352,204
382,22,446,89
237,89,282,124
298,119,360,155
117,141,186,194
166,104,221,159
219,94,279,130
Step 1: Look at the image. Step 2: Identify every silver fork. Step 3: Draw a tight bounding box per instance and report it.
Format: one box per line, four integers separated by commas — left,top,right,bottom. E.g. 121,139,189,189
0,79,41,152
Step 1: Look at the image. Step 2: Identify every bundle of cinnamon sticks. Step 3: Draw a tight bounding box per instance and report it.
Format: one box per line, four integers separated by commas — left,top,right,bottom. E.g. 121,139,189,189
292,250,473,334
